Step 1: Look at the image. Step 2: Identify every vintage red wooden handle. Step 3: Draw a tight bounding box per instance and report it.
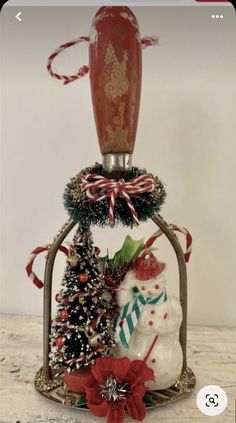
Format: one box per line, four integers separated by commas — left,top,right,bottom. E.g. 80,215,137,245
89,7,142,172
47,7,158,174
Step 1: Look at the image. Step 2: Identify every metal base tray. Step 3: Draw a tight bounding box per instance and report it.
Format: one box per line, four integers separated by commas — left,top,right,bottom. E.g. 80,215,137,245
35,367,196,411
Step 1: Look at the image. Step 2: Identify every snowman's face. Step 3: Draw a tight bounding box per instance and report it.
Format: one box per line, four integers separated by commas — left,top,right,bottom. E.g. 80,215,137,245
136,272,166,297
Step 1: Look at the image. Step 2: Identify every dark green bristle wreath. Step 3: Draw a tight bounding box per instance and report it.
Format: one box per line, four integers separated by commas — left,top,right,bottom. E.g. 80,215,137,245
64,164,166,228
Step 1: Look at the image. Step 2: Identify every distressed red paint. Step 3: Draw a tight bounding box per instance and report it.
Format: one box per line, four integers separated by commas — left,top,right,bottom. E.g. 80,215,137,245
89,6,142,155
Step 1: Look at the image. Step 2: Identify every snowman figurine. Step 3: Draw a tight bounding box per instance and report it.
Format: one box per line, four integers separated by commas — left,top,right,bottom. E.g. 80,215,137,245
115,251,183,390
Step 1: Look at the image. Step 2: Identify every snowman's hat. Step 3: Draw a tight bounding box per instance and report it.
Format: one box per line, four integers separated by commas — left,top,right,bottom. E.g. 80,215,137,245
134,251,166,281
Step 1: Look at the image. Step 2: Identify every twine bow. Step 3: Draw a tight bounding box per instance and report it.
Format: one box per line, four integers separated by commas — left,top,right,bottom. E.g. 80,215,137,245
81,174,155,225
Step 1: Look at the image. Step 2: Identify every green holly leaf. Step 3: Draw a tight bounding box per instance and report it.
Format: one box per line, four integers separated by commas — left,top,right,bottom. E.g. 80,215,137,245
100,235,157,274
143,391,156,405
75,394,87,407
112,235,144,268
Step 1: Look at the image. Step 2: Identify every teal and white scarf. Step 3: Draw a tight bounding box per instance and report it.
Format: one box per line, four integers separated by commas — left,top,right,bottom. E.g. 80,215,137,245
116,290,167,348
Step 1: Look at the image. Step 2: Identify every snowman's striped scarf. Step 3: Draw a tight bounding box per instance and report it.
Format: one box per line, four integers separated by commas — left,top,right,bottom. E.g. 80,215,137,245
116,290,167,348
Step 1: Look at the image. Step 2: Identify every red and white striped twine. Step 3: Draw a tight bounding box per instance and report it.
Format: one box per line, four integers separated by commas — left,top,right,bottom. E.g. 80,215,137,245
47,36,89,85
26,245,69,289
47,35,158,85
81,173,155,226
141,36,159,49
144,224,192,263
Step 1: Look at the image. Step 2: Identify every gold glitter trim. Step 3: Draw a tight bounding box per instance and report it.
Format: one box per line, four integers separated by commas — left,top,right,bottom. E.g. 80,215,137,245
34,367,63,393
34,367,196,410
46,219,74,257
175,367,196,394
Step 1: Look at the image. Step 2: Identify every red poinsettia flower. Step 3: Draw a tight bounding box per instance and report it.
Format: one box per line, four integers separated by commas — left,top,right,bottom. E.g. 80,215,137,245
81,356,155,423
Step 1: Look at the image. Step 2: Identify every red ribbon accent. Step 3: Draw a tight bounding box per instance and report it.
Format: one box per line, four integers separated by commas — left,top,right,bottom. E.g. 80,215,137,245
26,245,69,289
144,225,192,263
81,173,155,225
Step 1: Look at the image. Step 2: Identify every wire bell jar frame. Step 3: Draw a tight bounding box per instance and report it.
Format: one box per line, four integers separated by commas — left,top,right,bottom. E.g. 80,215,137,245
34,213,196,410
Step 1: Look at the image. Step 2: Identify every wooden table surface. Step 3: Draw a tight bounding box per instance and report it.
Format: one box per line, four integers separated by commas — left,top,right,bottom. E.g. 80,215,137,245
0,314,235,423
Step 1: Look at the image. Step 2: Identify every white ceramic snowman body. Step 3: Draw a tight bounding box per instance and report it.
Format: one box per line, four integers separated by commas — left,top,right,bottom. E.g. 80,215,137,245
115,257,183,390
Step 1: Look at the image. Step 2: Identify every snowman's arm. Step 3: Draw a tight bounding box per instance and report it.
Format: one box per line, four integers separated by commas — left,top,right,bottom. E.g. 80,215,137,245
116,271,136,308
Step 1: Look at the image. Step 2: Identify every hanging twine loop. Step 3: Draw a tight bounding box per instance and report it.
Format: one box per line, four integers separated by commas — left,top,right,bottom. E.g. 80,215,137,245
81,174,155,226
47,36,90,85
47,35,158,85
141,36,159,48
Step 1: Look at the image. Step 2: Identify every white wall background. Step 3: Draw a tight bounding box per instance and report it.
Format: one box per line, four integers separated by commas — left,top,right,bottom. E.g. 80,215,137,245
1,6,236,326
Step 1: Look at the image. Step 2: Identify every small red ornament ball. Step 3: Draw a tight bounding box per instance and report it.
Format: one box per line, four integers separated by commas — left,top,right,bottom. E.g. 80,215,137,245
79,273,89,283
56,337,64,347
55,293,61,303
60,309,69,320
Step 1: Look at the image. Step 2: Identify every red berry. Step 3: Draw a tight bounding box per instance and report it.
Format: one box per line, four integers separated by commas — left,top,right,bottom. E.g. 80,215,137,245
56,337,64,347
55,293,61,303
79,273,89,283
134,252,165,281
60,309,69,320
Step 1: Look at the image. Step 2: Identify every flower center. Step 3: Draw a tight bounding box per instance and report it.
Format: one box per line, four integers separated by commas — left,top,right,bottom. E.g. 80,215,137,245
100,375,129,402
